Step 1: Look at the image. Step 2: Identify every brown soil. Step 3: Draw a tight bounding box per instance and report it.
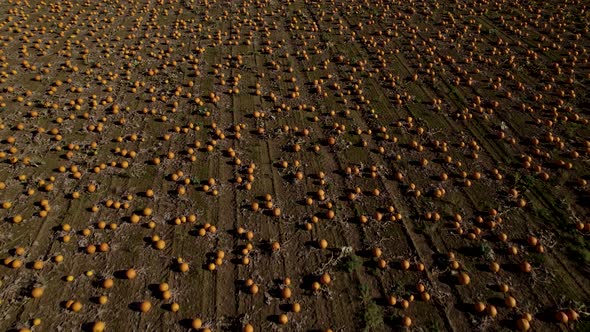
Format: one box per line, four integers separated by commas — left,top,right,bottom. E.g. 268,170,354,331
0,0,588,331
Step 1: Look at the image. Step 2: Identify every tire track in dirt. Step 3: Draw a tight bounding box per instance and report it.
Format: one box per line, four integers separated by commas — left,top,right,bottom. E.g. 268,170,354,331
204,33,240,327
342,101,463,332
204,11,244,325
236,17,292,329
233,28,264,324
275,23,370,332
174,14,225,324
228,24,249,324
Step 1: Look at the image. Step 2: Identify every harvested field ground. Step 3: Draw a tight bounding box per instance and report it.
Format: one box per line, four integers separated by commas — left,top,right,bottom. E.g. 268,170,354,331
0,0,589,331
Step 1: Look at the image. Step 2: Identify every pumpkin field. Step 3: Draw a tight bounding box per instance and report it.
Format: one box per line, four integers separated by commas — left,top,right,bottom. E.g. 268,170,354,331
0,0,589,331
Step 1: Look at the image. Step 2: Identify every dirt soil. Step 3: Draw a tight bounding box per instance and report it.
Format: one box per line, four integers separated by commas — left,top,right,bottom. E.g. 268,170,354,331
0,0,589,331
